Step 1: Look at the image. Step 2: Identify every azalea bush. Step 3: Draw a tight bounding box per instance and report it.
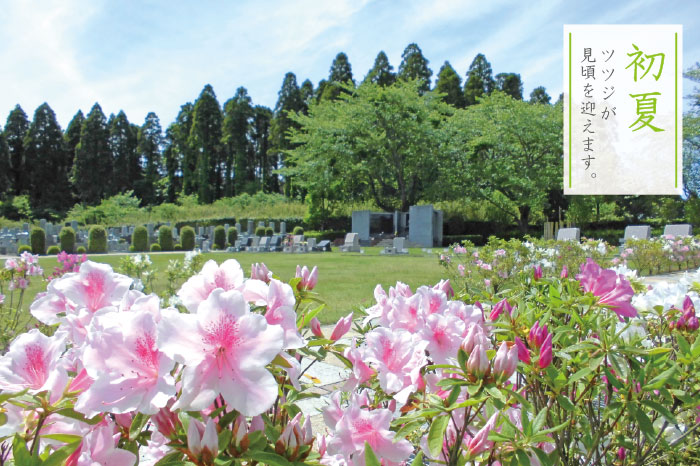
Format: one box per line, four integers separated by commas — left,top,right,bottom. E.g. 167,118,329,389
0,252,44,349
620,236,700,275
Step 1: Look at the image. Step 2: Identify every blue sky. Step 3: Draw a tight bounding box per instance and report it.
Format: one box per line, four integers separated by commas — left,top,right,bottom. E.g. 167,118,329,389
2,0,699,128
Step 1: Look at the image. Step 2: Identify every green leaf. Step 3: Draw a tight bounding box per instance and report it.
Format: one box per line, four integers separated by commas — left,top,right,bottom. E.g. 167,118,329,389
539,420,570,435
43,441,82,466
556,394,575,412
603,367,624,390
446,386,461,406
12,434,34,465
532,408,547,434
272,353,293,368
298,303,325,328
568,367,593,384
218,429,233,452
427,415,450,458
307,338,334,347
641,400,677,424
395,420,424,439
41,433,83,444
153,451,188,465
515,449,531,465
644,366,678,390
55,407,102,425
129,412,149,439
247,450,293,466
410,451,424,466
364,442,382,466
486,385,506,403
531,446,554,466
632,406,656,441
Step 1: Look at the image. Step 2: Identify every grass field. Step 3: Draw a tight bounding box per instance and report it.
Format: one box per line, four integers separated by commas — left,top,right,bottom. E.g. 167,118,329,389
20,247,448,325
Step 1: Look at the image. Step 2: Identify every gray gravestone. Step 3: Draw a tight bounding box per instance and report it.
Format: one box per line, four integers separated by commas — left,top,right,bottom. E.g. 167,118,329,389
351,210,371,242
247,220,254,236
624,225,652,241
556,227,581,242
280,221,286,235
663,224,693,237
71,221,79,232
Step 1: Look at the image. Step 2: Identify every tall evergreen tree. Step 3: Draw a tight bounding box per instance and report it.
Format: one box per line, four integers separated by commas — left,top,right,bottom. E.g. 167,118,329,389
72,103,112,203
529,86,552,104
222,87,254,196
24,103,71,213
188,85,222,203
109,110,139,194
270,72,303,196
0,128,10,196
167,103,194,201
5,105,30,195
364,51,396,87
495,72,523,100
321,52,355,101
435,61,464,107
251,106,273,192
300,79,315,112
398,43,432,93
463,53,495,106
64,110,84,158
136,112,163,205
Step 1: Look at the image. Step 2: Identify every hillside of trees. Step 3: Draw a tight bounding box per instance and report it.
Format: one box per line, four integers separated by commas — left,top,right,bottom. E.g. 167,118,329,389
1,43,699,234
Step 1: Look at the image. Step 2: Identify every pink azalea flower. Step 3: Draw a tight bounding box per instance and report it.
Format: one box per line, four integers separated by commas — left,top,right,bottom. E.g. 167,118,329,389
419,313,465,364
0,329,67,402
528,321,549,348
467,412,499,456
458,264,466,276
30,280,75,325
364,328,427,403
330,312,353,341
386,294,424,332
65,424,137,466
460,323,490,354
178,259,245,312
243,278,304,349
343,339,374,390
251,262,271,283
489,298,512,321
75,310,176,416
492,342,519,382
533,265,543,280
328,404,413,465
277,412,313,458
158,289,284,416
53,261,132,313
310,317,324,337
576,259,637,320
416,286,448,315
538,333,553,369
295,265,318,291
560,265,569,279
514,337,531,364
433,279,454,299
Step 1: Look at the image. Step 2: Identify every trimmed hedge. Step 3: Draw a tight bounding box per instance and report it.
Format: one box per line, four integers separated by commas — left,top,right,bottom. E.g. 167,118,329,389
227,227,238,246
265,227,274,236
174,243,183,251
18,245,32,254
292,226,304,236
214,226,226,250
132,226,149,252
254,226,266,237
77,246,86,254
150,243,161,252
59,227,76,254
47,245,60,255
158,226,174,251
30,227,46,255
88,226,107,253
180,226,195,251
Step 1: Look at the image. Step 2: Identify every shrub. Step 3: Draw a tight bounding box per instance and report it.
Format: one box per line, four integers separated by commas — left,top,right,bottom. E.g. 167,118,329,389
88,226,107,253
265,227,274,236
59,227,76,253
129,245,135,252
132,226,148,252
180,226,195,251
150,243,162,252
18,244,32,254
174,243,183,251
213,226,226,250
292,226,304,236
47,245,60,255
212,244,220,250
76,246,86,254
227,227,238,246
158,225,174,251
255,226,266,237
30,227,46,255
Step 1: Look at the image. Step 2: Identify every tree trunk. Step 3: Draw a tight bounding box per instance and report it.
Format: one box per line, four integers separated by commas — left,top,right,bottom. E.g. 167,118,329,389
517,205,530,234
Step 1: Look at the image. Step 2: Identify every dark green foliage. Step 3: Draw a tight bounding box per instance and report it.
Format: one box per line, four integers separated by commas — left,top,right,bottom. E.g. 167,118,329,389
77,246,86,254
30,227,45,255
47,245,60,255
132,226,149,252
495,73,523,100
214,225,226,249
136,112,163,204
255,226,266,237
18,245,32,254
265,226,273,236
189,85,223,203
292,226,304,236
300,79,315,110
174,243,183,251
88,226,107,253
170,103,194,200
321,52,355,101
158,225,173,251
24,103,72,214
109,111,140,194
435,61,464,108
180,226,195,250
365,51,396,87
150,243,161,252
271,73,304,196
252,106,274,193
398,43,432,93
464,53,495,106
72,103,112,203
227,227,238,246
5,105,30,195
529,86,551,105
0,128,11,195
59,227,76,253
223,88,254,197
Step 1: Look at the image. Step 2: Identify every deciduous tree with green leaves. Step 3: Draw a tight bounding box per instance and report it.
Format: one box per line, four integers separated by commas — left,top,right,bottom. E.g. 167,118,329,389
444,92,562,233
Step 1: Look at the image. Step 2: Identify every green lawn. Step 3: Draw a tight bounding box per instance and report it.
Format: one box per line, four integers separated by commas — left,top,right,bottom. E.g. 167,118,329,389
23,247,447,324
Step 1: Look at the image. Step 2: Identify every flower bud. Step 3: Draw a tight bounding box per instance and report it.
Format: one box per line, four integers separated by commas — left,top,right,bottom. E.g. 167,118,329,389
467,412,498,456
330,312,353,341
560,265,568,279
466,343,489,378
251,262,271,283
514,337,531,364
310,317,324,338
492,342,518,382
489,298,511,321
533,265,543,280
538,333,553,369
